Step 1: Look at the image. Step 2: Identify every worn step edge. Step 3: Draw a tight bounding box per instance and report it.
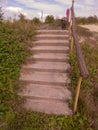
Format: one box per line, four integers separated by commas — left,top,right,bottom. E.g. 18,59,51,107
34,40,69,44
37,30,68,34
36,34,68,36
19,82,70,89
21,67,70,73
33,42,69,46
22,61,70,71
24,57,69,63
19,80,70,86
30,49,69,54
35,36,68,40
19,95,70,103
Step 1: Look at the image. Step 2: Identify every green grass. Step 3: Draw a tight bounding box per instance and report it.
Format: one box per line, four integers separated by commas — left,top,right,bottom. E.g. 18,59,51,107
7,110,89,130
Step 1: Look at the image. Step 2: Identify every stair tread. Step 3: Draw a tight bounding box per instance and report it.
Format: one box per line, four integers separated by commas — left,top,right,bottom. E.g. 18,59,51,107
23,98,72,115
22,61,70,71
19,83,72,101
20,71,70,84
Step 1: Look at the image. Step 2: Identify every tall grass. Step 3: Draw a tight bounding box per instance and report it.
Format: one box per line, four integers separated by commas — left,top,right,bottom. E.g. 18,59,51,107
0,19,35,129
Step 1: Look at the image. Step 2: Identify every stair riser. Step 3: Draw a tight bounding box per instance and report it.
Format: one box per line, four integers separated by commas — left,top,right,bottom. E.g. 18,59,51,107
37,30,68,35
31,50,69,54
21,68,70,73
34,42,69,46
36,36,68,40
24,58,69,64
20,80,70,86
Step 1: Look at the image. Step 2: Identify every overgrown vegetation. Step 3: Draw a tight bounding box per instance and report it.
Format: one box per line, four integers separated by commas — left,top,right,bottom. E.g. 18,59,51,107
8,111,89,130
76,15,98,24
0,10,98,129
0,13,35,129
7,39,98,130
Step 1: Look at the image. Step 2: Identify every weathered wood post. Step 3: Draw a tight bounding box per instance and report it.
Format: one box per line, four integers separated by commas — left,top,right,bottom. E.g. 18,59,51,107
73,77,83,113
69,0,74,53
72,0,83,113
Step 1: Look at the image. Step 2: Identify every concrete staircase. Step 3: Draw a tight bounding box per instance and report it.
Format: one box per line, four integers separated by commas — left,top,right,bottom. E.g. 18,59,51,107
19,30,72,115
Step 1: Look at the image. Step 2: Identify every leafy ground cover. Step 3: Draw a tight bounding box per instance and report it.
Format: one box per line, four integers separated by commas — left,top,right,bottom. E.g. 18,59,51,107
0,20,35,129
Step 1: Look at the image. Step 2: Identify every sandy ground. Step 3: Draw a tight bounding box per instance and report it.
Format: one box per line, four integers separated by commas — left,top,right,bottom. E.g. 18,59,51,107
80,24,98,32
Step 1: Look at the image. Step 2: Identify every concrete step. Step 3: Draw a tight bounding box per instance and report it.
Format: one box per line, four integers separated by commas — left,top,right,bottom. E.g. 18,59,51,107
25,57,68,63
30,46,69,54
33,53,69,61
19,83,72,101
34,42,69,47
34,40,69,46
23,98,72,115
21,67,69,73
36,34,68,40
37,30,68,35
20,71,70,86
22,62,70,73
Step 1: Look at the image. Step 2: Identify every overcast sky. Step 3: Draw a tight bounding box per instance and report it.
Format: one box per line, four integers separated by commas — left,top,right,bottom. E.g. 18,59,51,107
0,0,98,20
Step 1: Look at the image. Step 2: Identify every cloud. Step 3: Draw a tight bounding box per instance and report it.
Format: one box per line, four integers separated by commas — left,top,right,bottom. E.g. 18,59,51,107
3,0,65,20
2,0,98,20
14,0,63,14
4,6,27,19
3,6,47,20
55,0,72,5
5,7,26,14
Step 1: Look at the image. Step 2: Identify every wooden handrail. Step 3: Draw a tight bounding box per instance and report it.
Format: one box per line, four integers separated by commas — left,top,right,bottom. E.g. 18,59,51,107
71,1,89,78
70,0,89,113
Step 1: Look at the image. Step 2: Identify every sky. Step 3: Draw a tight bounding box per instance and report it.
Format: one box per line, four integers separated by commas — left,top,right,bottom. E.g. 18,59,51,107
0,0,98,20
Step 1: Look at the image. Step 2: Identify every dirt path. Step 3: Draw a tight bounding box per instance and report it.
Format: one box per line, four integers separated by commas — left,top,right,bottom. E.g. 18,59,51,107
80,24,98,32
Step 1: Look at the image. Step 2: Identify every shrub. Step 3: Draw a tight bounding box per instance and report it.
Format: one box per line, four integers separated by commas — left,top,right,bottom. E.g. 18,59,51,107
32,17,41,24
45,15,55,24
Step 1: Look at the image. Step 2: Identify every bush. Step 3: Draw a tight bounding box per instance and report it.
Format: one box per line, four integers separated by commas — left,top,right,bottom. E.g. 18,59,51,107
0,7,3,23
76,15,98,24
45,15,55,24
32,17,41,24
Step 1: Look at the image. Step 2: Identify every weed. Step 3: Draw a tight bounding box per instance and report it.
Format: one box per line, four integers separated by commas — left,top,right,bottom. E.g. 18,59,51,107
8,110,89,130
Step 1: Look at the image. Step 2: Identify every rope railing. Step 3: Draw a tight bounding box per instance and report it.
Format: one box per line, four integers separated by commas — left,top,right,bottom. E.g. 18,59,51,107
69,0,89,113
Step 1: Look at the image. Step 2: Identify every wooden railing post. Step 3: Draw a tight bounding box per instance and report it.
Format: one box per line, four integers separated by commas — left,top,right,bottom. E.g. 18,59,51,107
70,36,74,53
70,0,88,114
73,76,83,113
72,0,74,9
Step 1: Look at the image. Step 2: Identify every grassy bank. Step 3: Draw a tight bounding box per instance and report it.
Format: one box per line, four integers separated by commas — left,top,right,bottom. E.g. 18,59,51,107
0,20,35,129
